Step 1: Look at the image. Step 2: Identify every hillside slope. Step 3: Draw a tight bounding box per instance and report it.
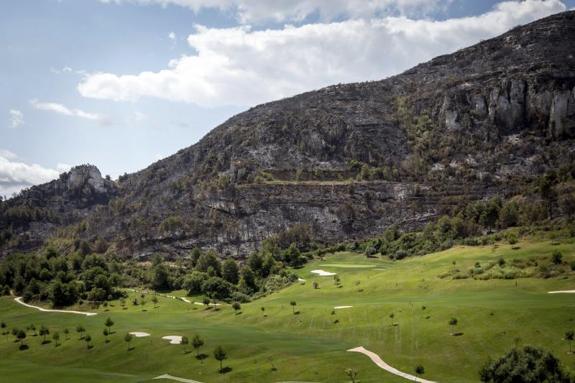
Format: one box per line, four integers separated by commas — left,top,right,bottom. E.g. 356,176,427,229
1,11,575,258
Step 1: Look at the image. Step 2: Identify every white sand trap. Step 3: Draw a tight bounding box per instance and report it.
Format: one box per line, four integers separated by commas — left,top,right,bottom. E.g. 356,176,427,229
153,374,203,383
129,332,150,338
180,297,191,303
311,269,337,277
162,335,183,344
193,302,221,306
548,290,575,294
14,297,97,316
298,278,306,282
334,306,353,310
348,346,437,383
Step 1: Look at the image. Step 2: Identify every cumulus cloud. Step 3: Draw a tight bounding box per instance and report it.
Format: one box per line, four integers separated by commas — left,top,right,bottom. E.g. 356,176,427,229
100,0,452,23
9,109,24,129
80,0,567,107
30,100,106,122
0,152,62,198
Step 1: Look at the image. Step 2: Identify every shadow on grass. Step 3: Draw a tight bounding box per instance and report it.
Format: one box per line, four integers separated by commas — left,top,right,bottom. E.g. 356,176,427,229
19,344,29,351
219,367,232,374
196,353,208,361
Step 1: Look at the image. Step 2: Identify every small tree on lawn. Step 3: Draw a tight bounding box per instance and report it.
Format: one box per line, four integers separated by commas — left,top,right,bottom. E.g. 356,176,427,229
63,328,70,340
103,328,109,342
27,324,36,336
53,332,60,347
105,317,114,334
181,336,189,353
565,330,574,354
0,321,6,335
345,368,359,383
124,333,133,351
192,334,204,358
449,317,458,329
16,329,26,349
214,345,227,373
415,365,425,375
84,334,92,349
232,302,241,314
76,325,86,340
261,307,265,316
152,296,159,308
313,281,319,289
203,297,210,307
290,301,297,314
39,325,50,344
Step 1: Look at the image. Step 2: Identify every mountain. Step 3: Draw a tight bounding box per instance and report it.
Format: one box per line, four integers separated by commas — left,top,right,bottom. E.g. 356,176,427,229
1,11,575,258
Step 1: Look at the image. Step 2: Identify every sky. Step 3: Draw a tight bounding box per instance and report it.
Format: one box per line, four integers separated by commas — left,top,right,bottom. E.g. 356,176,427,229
1,0,574,197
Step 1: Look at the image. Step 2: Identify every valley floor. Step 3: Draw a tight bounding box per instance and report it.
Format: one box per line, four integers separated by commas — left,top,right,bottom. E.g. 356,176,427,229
1,234,575,382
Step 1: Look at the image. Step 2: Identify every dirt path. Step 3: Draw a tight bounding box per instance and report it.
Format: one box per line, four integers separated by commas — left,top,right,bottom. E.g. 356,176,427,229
153,374,203,383
348,346,437,383
14,297,97,316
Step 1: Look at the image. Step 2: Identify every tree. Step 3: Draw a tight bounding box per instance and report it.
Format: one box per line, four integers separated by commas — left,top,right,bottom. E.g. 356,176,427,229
232,302,241,314
290,301,297,314
192,334,204,358
566,330,574,354
105,317,114,334
449,318,458,326
415,365,425,375
84,334,92,349
313,281,319,289
27,324,36,336
152,264,171,291
213,345,227,372
124,333,133,351
103,328,109,342
152,295,159,308
52,331,60,347
196,251,221,276
63,328,70,340
552,251,563,265
39,325,50,344
222,260,239,284
76,325,86,339
1,321,6,335
261,307,265,316
16,329,27,349
345,368,359,383
479,346,572,383
181,336,189,353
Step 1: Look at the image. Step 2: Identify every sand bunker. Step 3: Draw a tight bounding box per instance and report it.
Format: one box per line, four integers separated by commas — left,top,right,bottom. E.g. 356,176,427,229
180,297,191,303
348,346,437,383
129,332,150,338
14,297,97,316
162,335,183,344
334,306,353,310
153,374,203,383
311,269,337,277
193,302,221,306
548,290,575,294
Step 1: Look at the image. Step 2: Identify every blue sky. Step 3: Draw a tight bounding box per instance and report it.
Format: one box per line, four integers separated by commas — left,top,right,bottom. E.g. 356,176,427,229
1,0,574,197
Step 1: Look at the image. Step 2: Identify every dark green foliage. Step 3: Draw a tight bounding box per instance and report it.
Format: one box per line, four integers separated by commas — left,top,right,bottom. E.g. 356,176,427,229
213,345,228,372
201,277,235,300
222,259,239,284
479,346,573,383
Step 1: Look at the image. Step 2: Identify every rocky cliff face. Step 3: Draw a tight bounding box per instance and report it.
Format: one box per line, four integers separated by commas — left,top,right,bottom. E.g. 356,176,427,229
1,11,575,258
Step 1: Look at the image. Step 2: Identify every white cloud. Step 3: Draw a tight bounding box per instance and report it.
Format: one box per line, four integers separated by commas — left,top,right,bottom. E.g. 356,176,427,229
80,0,567,108
30,100,106,122
0,153,62,198
100,0,452,23
168,31,176,40
9,109,24,129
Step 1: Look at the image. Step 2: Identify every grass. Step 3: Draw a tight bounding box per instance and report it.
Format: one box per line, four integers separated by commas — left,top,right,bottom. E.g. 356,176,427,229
1,233,575,382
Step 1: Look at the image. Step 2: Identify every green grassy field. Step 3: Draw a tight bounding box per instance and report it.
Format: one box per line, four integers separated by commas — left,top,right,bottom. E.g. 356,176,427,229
1,234,575,383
